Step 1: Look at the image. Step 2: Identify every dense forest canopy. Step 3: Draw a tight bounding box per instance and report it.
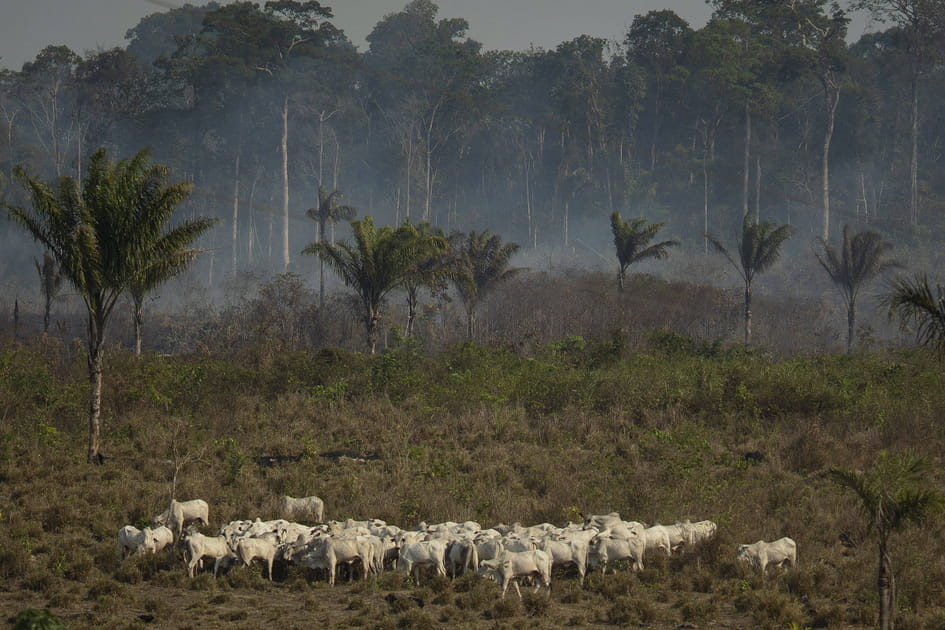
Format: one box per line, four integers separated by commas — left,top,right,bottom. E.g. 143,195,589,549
1,0,944,324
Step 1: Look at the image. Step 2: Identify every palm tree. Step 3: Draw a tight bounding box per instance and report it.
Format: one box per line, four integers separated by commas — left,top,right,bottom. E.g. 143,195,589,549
881,274,945,357
706,214,793,344
306,185,356,306
610,212,679,290
34,251,63,333
303,216,418,354
452,230,521,341
816,225,899,353
830,452,942,630
398,221,451,338
6,148,215,463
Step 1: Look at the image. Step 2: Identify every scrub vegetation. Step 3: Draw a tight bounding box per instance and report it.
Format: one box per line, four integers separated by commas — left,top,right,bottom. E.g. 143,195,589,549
2,275,945,628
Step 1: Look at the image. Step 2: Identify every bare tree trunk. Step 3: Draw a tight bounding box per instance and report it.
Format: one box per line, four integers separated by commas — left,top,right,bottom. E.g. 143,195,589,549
743,102,751,220
281,94,290,273
822,82,840,241
231,144,241,277
909,74,918,226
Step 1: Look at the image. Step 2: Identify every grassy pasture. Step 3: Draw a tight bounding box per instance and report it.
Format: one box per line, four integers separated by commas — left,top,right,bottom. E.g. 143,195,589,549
1,329,944,629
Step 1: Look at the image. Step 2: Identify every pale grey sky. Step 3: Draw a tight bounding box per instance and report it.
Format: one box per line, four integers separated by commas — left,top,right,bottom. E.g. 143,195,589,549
0,0,870,71
0,0,701,70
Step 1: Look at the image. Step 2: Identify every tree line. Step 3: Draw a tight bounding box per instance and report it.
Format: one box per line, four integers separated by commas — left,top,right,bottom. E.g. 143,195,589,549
1,0,944,280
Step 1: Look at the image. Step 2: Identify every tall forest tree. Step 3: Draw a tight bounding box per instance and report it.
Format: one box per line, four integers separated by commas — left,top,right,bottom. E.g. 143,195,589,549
851,0,945,226
5,147,215,462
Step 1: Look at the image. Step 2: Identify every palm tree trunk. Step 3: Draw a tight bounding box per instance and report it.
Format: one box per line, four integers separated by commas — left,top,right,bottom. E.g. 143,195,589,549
367,310,380,355
744,283,752,344
465,304,475,341
406,290,418,338
133,295,144,358
878,535,895,630
846,300,856,354
87,313,106,464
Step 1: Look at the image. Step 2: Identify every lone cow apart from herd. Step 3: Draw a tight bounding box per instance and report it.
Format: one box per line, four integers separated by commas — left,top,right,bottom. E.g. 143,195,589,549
737,537,797,575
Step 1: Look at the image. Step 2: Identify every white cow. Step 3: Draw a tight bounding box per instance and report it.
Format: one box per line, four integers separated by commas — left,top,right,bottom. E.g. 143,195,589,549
679,520,717,547
588,534,645,573
299,535,373,586
148,525,175,555
154,499,210,541
280,495,325,522
582,512,623,531
236,537,278,581
737,537,797,575
537,537,589,585
397,539,448,585
183,531,236,578
118,525,155,560
477,549,553,598
447,538,480,578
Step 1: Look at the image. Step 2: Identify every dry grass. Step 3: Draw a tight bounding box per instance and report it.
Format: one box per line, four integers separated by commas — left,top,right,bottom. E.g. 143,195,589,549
2,271,945,629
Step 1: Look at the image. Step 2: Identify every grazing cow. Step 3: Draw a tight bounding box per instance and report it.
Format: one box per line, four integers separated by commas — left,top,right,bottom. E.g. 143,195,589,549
447,538,479,578
537,537,589,585
183,530,235,578
642,525,675,556
737,537,797,575
679,520,717,547
477,549,553,598
236,537,278,581
118,525,155,560
397,539,448,585
153,499,210,541
148,526,175,555
581,512,623,531
588,534,645,573
280,495,325,522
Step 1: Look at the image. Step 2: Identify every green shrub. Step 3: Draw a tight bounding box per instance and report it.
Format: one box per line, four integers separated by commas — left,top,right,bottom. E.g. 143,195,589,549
12,607,65,630
521,590,551,617
490,595,522,619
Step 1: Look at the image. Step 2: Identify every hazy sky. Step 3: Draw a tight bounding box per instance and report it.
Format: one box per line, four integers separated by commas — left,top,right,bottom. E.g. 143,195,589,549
1,0,873,72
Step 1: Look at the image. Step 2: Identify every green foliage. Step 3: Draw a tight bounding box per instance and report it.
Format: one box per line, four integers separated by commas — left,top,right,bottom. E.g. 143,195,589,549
12,608,65,630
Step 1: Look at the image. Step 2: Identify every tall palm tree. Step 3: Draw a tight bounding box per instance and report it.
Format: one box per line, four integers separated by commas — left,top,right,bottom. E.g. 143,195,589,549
306,185,356,306
706,214,793,344
303,216,417,354
6,147,215,463
830,452,942,630
610,212,679,290
398,221,451,338
881,274,945,357
34,251,63,333
816,225,899,353
452,230,521,341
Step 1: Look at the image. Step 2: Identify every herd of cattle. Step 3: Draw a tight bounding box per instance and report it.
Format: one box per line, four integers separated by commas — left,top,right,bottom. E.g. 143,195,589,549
116,496,797,597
